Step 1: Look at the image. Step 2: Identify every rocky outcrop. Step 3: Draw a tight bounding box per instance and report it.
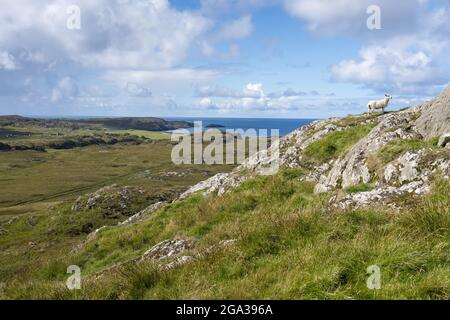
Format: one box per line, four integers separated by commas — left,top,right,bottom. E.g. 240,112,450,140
314,111,422,193
179,173,249,199
141,239,195,261
383,150,450,186
143,238,238,271
332,181,429,210
415,86,450,139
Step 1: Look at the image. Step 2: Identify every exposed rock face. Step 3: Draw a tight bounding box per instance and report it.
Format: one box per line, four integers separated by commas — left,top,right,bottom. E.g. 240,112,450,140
314,111,422,193
415,86,450,139
141,239,195,261
333,181,429,210
140,238,237,270
383,149,450,185
179,173,248,199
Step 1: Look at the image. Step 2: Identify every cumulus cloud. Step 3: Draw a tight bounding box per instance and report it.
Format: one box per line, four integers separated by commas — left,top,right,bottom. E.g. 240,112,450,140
0,0,210,70
0,0,225,115
330,6,450,95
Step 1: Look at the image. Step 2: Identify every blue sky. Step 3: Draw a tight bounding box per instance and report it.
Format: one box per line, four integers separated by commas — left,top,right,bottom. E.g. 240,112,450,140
0,0,449,118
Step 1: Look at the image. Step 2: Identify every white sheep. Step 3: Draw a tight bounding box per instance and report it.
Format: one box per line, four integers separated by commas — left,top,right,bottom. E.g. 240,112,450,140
367,94,392,114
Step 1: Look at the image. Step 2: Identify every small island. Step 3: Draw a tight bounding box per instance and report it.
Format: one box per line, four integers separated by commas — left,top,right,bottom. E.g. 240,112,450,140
206,123,225,129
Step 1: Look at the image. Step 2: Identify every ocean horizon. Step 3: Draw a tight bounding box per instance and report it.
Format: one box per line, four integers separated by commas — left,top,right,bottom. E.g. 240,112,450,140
164,117,317,137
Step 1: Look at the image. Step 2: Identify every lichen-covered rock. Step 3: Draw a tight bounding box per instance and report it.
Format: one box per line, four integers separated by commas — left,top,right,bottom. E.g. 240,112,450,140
383,149,450,186
141,239,195,261
332,181,429,210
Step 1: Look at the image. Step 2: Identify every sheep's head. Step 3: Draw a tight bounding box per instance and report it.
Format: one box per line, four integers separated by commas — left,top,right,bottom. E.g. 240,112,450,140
385,94,393,100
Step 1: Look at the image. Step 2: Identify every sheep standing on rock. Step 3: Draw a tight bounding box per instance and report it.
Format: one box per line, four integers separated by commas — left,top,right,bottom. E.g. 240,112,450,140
368,94,392,114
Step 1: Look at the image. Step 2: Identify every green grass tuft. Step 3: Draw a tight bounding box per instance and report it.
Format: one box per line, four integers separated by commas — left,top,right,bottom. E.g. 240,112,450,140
304,123,377,164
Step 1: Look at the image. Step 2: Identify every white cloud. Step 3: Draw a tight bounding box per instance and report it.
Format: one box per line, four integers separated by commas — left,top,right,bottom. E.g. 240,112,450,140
330,6,450,95
0,51,17,70
51,77,78,102
199,97,219,109
243,83,264,98
215,15,254,41
0,0,210,70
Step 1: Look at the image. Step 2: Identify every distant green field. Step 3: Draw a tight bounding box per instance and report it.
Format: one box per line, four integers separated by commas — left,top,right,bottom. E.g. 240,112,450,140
108,129,170,140
0,141,232,214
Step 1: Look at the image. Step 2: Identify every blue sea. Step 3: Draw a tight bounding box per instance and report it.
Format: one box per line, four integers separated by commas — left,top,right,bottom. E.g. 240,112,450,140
164,118,316,137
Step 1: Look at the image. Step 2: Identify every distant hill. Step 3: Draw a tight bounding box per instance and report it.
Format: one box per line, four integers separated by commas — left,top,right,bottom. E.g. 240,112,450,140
0,115,193,131
79,117,193,131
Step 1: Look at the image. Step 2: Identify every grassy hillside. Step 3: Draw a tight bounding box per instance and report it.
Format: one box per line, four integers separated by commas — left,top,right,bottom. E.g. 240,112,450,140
1,169,448,299
0,112,449,300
